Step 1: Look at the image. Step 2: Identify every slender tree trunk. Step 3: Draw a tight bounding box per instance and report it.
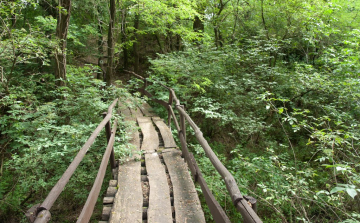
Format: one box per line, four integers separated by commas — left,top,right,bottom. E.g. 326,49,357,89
175,34,181,50
120,8,128,70
106,0,116,86
261,0,269,40
214,27,223,47
213,0,226,48
122,38,128,70
98,24,103,55
133,13,140,73
174,17,181,50
193,16,204,33
167,30,174,51
97,7,104,56
193,12,204,45
155,34,165,54
55,0,71,87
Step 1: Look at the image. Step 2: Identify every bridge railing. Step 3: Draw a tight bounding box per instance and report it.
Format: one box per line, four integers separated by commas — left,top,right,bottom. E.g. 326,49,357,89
127,71,262,223
26,99,119,223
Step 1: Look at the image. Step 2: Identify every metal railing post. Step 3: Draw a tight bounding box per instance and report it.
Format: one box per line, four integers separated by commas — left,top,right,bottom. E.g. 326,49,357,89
103,112,116,170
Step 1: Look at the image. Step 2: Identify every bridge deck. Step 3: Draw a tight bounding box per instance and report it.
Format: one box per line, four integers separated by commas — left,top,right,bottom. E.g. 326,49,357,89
100,101,205,223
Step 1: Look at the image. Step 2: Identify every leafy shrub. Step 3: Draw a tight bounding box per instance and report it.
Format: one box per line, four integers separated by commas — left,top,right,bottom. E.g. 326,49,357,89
147,33,360,221
0,65,137,222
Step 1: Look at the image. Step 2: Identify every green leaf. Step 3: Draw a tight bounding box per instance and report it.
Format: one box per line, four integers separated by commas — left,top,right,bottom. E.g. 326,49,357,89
330,186,345,194
345,188,357,199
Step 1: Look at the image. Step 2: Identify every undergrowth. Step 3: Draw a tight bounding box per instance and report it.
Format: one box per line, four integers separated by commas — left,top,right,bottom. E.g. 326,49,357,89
0,65,139,222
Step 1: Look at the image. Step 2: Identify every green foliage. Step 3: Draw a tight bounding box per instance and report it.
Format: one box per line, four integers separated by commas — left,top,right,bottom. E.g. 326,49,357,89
0,64,138,222
147,10,360,219
2,0,360,221
128,0,202,40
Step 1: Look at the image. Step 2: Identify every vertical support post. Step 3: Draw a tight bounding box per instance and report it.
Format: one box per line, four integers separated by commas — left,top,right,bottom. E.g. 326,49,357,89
244,195,258,213
144,79,148,89
1,66,3,83
180,105,186,143
168,91,173,128
102,112,116,170
33,210,51,223
140,79,148,97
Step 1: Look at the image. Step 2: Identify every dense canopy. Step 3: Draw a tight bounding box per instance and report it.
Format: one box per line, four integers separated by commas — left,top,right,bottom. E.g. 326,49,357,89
1,0,360,222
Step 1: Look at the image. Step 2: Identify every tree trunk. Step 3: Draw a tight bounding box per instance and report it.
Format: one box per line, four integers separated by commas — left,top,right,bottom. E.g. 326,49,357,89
133,13,140,73
120,8,128,70
214,27,223,48
55,0,71,87
97,7,104,56
98,24,103,55
175,34,181,50
106,0,116,86
193,16,204,33
213,0,226,48
155,34,165,54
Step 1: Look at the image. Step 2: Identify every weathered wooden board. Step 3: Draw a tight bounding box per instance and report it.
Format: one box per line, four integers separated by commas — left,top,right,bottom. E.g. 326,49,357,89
140,103,156,117
139,102,155,117
163,149,205,223
137,117,159,153
103,197,114,204
145,153,173,223
152,117,176,148
121,107,132,117
102,206,111,221
119,100,141,159
109,160,143,223
130,106,144,119
118,100,131,115
126,125,141,159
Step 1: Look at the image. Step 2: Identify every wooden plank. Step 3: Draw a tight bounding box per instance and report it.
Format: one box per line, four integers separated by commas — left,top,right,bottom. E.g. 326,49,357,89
121,107,132,117
119,101,141,159
130,106,144,119
109,180,117,187
102,206,111,221
140,102,156,117
152,117,176,148
105,187,117,197
163,149,206,223
137,117,159,153
145,153,172,223
109,160,143,223
118,100,131,115
103,197,114,204
126,124,141,159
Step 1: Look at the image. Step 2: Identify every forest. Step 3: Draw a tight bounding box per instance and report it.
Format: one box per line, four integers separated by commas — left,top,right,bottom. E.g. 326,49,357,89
1,0,360,222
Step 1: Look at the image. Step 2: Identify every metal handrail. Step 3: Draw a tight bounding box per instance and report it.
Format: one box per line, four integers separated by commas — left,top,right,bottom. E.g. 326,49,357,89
126,70,262,223
27,99,119,223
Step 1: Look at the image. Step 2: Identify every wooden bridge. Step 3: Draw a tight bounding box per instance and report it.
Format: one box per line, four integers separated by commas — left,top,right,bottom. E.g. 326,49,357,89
26,73,262,223
101,101,205,223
